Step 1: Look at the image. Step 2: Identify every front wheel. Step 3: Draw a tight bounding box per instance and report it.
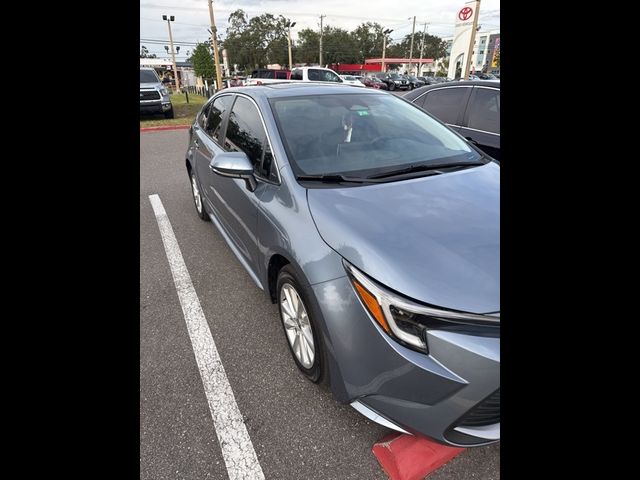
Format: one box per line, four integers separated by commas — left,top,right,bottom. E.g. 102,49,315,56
277,266,327,384
389,82,396,91
164,107,174,119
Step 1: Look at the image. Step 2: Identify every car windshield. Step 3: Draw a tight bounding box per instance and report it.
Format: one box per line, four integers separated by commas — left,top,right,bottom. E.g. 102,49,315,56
140,70,159,83
270,93,481,177
389,73,400,79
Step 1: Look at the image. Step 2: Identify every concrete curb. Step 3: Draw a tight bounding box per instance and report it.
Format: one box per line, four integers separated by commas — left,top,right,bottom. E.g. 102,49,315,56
372,432,465,480
140,125,191,133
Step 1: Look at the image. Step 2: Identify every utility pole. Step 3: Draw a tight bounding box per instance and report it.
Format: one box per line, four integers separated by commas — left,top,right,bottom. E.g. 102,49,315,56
463,0,481,80
319,15,326,66
418,22,428,77
408,16,416,75
286,21,297,69
207,0,224,92
162,15,180,91
381,28,393,73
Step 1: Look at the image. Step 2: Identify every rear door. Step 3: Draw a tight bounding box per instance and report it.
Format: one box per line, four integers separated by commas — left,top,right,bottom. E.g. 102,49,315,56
413,86,472,135
459,86,500,160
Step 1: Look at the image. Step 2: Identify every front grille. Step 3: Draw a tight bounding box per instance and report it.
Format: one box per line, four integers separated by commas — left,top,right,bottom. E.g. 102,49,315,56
456,389,500,427
140,90,160,100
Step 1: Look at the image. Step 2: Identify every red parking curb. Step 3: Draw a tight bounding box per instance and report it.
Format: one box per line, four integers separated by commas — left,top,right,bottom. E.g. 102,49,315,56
140,125,191,132
372,432,465,480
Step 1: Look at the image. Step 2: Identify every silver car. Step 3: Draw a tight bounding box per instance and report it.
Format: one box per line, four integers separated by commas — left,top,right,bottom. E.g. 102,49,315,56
140,67,173,118
185,83,500,446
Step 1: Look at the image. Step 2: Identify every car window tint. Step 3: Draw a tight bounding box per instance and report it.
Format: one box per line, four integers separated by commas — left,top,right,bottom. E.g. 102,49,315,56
205,95,234,141
224,96,268,174
199,101,212,128
468,88,500,134
275,71,287,79
291,69,302,80
422,87,470,124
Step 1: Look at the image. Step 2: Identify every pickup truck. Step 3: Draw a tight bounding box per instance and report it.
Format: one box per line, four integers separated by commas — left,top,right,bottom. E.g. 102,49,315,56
140,67,174,118
244,69,291,86
244,66,344,85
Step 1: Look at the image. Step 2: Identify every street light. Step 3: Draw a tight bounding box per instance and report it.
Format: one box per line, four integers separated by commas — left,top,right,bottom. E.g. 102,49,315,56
162,14,180,91
381,28,393,73
286,21,296,70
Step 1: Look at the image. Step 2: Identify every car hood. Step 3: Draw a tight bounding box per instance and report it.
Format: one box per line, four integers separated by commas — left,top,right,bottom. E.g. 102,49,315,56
307,163,500,314
140,82,161,89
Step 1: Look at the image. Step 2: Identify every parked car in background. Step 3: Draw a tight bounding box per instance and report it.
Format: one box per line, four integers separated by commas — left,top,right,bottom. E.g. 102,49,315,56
186,83,499,447
477,73,498,80
290,66,344,83
404,80,500,160
339,75,366,87
406,75,426,90
417,76,437,85
245,69,291,85
140,67,174,118
374,72,410,91
360,76,388,90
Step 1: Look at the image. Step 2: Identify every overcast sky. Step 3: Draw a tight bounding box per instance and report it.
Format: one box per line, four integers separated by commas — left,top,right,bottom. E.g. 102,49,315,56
140,0,500,59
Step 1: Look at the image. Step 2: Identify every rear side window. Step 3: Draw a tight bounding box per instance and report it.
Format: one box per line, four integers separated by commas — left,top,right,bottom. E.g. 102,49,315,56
291,69,302,80
308,69,341,82
467,88,500,134
199,101,212,128
275,71,288,79
421,87,470,125
205,95,234,141
224,97,277,181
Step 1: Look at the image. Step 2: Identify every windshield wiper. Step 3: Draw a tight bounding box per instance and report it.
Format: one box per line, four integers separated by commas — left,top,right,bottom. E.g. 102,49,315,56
296,174,368,183
366,160,485,180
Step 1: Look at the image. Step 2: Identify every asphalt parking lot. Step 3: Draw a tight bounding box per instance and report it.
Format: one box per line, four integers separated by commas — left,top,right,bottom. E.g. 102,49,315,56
140,128,500,479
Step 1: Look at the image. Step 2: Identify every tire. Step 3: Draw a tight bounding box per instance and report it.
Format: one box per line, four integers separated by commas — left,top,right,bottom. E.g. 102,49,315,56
189,170,209,221
277,266,327,384
164,107,174,119
389,82,396,91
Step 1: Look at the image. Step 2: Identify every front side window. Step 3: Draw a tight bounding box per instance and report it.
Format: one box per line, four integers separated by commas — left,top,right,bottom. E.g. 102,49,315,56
422,87,471,124
290,69,303,80
468,88,500,134
224,97,276,181
205,95,234,141
270,93,480,177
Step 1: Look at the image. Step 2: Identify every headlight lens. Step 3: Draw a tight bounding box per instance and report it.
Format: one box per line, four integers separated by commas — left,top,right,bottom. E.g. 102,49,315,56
160,87,168,96
344,260,499,354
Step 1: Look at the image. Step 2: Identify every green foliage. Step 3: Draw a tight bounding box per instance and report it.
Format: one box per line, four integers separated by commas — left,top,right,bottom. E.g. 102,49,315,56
221,9,291,71
189,42,216,80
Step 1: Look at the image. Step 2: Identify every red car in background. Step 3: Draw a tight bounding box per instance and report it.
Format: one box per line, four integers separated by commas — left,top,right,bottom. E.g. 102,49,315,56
360,76,389,90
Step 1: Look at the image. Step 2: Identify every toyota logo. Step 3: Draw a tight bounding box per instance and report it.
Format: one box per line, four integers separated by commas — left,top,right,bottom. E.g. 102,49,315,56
459,7,473,21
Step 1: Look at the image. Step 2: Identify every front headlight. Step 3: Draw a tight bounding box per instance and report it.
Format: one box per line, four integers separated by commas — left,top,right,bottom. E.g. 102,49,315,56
159,87,169,96
344,260,499,354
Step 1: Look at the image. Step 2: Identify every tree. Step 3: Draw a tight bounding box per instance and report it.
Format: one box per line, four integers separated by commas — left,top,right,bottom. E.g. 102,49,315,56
493,46,500,68
221,9,292,73
436,58,449,77
350,22,386,63
296,28,320,64
189,42,216,81
140,45,156,58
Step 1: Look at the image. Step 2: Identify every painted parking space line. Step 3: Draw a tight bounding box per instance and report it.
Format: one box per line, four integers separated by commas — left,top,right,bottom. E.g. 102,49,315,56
149,194,265,480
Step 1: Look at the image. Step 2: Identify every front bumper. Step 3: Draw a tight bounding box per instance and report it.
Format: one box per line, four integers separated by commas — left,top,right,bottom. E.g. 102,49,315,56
310,276,500,447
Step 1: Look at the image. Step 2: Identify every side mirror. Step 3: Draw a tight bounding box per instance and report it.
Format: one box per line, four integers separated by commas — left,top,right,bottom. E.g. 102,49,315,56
210,152,257,191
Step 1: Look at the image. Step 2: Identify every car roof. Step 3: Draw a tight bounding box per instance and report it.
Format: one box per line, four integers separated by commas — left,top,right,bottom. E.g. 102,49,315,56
403,80,500,101
216,83,385,99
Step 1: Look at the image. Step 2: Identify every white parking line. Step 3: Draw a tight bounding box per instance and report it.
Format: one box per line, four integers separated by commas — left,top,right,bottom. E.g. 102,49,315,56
149,194,265,480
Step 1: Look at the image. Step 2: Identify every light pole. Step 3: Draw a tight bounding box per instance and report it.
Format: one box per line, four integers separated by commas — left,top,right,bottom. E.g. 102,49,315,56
162,15,180,91
408,16,416,75
286,21,296,69
418,22,428,77
207,0,224,92
381,28,393,73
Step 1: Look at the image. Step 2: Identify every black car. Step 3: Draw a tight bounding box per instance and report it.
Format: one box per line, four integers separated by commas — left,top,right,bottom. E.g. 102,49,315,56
404,80,500,160
417,76,437,85
406,75,425,90
374,72,410,91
